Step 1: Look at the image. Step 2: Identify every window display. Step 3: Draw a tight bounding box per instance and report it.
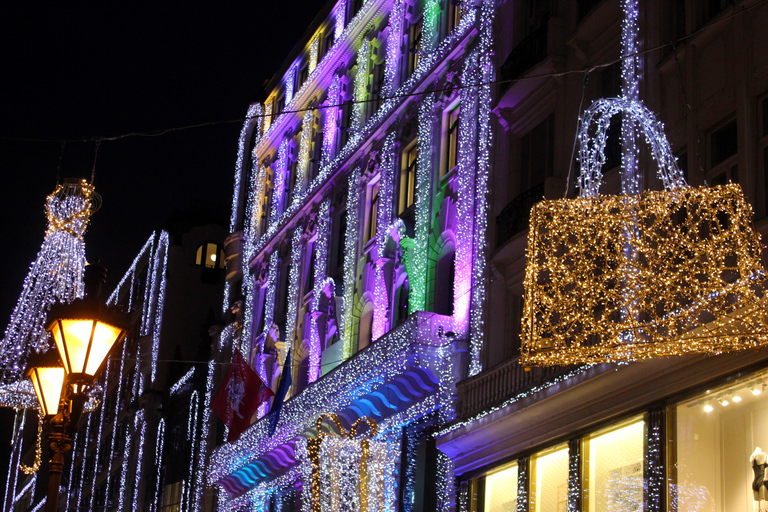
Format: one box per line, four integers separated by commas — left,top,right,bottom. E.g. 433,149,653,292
485,462,518,512
531,445,568,512
676,373,768,512
582,419,644,512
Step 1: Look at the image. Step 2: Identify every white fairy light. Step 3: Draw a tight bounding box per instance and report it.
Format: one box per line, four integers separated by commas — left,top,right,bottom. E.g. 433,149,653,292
341,168,362,359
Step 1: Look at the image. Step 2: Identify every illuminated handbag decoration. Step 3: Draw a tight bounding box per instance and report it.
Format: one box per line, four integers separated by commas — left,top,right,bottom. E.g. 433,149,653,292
521,97,768,367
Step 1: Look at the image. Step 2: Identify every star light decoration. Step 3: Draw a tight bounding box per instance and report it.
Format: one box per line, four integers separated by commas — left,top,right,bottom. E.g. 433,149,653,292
521,99,768,365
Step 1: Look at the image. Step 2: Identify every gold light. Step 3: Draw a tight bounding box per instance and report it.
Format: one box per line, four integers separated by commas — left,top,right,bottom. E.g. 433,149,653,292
26,351,65,417
522,183,768,366
45,267,128,392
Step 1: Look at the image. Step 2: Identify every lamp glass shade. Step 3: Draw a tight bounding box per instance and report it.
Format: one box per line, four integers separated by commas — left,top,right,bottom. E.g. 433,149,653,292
28,366,65,417
50,319,125,377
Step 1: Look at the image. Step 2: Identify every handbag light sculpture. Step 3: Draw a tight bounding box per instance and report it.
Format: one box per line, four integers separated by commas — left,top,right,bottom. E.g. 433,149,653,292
521,1,768,366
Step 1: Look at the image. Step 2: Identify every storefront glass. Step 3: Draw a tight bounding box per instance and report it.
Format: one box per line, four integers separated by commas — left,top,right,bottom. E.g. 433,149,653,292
531,445,569,512
582,418,645,512
677,374,768,512
485,462,518,512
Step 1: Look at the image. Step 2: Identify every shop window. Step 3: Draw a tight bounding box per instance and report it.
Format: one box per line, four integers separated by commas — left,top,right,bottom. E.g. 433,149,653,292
485,462,519,512
399,139,418,214
676,372,768,512
531,445,569,512
195,242,225,269
582,419,645,512
443,105,460,178
707,117,738,185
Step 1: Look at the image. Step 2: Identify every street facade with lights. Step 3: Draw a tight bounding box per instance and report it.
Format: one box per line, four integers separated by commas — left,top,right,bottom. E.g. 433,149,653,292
211,0,768,511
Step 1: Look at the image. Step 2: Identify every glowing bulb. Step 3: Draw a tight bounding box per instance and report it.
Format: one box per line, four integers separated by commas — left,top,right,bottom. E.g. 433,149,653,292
210,254,217,262
704,404,713,413
732,395,742,403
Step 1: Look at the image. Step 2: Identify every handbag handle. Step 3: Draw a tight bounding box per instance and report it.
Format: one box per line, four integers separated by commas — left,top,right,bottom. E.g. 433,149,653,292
577,98,687,198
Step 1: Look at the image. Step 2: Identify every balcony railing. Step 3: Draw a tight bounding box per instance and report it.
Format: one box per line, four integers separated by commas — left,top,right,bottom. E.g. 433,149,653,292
456,355,573,420
496,183,545,247
500,21,549,88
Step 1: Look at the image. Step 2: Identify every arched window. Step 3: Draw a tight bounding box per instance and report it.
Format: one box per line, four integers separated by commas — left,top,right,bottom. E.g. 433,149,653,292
195,242,225,269
358,302,374,351
434,241,455,316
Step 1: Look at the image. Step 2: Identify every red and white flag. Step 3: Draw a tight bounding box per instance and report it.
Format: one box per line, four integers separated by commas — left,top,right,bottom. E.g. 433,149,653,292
211,350,273,443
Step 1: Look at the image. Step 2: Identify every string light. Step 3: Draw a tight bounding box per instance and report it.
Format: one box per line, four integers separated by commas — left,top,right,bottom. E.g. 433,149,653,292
0,179,97,387
215,0,495,508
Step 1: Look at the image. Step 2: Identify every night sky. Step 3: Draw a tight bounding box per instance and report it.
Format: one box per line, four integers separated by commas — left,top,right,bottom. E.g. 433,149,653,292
0,1,327,335
0,0,327,475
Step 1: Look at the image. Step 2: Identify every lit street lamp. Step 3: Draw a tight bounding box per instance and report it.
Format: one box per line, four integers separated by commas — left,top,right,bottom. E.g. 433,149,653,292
27,263,128,512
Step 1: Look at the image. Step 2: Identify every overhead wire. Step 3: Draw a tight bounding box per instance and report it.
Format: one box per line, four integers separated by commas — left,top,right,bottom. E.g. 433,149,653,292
1,0,764,147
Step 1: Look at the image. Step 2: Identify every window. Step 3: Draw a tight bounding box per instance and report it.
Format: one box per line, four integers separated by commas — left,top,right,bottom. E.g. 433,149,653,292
350,0,364,21
531,445,569,512
358,302,374,350
520,115,555,192
443,105,460,178
582,419,645,512
161,481,183,511
707,117,738,185
676,369,768,511
298,63,309,90
274,93,286,123
392,277,410,327
434,241,455,316
445,0,462,34
760,96,768,218
406,16,423,77
366,180,380,244
195,242,225,269
399,140,418,214
320,31,335,62
368,59,386,118
308,111,323,183
484,462,519,512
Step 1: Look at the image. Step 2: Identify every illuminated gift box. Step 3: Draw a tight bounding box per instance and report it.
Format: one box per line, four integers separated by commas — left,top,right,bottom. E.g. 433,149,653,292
521,99,768,367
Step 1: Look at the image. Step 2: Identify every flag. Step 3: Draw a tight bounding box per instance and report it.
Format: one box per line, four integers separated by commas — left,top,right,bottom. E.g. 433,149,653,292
268,348,292,437
212,350,273,443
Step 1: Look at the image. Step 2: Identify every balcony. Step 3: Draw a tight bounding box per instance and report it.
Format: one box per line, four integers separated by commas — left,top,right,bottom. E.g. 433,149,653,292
500,22,549,90
210,311,457,497
456,355,573,420
496,183,545,247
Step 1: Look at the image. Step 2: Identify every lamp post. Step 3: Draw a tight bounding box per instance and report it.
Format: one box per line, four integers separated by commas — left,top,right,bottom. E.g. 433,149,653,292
27,263,128,512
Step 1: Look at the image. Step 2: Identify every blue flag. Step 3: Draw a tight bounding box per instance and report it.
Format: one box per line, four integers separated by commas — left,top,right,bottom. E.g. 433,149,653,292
268,348,292,436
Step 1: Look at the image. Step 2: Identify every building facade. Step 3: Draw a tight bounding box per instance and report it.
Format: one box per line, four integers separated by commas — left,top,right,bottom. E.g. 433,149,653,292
438,1,768,512
209,0,496,509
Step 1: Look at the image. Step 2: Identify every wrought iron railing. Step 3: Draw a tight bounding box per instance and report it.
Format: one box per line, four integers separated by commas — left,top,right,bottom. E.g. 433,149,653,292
456,355,572,420
500,22,549,87
496,183,545,247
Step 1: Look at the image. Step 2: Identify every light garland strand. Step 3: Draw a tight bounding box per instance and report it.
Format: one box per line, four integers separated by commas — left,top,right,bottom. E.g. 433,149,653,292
341,168,362,359
0,180,96,383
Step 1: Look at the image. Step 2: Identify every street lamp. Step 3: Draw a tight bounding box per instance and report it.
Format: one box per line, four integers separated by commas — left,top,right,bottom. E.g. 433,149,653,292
26,350,65,418
28,263,128,512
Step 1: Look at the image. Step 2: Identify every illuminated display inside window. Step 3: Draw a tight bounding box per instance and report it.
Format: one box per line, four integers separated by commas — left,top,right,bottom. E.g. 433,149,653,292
531,445,568,512
582,419,644,512
485,462,518,512
677,372,768,512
